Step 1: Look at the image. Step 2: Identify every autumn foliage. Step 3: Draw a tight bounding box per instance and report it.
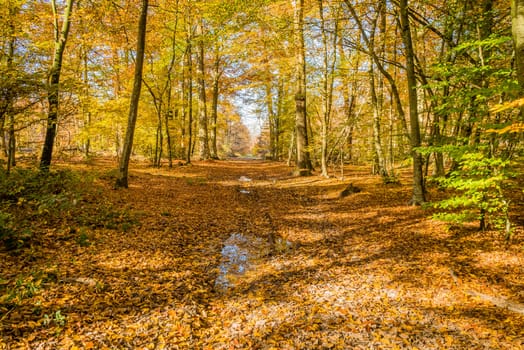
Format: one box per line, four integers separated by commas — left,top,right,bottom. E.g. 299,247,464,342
1,159,523,348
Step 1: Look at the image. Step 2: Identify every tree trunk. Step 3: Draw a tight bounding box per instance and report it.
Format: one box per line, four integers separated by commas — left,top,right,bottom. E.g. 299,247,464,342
197,22,210,160
344,0,411,143
7,115,15,173
5,5,17,173
399,0,425,204
275,79,284,160
115,0,148,188
185,35,193,164
287,131,295,167
165,110,173,167
318,0,337,178
513,0,524,94
164,1,179,168
155,110,163,167
39,0,74,170
370,69,387,177
294,0,312,175
265,81,276,159
210,46,221,160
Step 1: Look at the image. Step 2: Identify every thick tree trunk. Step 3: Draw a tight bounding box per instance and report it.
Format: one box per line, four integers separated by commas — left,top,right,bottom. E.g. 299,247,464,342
399,0,425,204
513,0,524,94
197,22,210,160
294,0,312,175
40,0,74,170
115,0,148,188
210,47,221,160
318,0,337,177
265,81,276,160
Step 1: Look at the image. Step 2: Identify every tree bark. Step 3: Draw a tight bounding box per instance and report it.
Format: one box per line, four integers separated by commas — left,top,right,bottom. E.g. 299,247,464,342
197,22,210,160
115,0,148,188
370,69,387,176
368,5,388,177
513,0,524,93
318,0,337,177
184,34,193,164
210,45,221,160
265,81,276,159
164,1,179,168
399,0,425,204
294,0,312,175
39,0,74,170
5,4,17,173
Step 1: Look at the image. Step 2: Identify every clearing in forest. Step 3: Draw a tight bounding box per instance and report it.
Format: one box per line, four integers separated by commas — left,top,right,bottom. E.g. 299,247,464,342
1,159,523,349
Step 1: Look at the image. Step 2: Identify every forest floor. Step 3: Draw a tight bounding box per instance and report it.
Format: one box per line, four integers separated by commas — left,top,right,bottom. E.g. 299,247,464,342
1,158,524,349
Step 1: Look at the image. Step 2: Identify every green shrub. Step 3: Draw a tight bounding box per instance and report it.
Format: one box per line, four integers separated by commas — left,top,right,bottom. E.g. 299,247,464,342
431,150,512,236
0,273,42,308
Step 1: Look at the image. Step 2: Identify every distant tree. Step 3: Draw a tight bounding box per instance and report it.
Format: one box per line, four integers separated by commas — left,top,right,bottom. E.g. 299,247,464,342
229,121,251,156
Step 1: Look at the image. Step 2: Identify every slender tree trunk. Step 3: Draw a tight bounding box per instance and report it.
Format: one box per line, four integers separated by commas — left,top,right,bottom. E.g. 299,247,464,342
0,118,6,159
7,115,15,173
5,5,17,172
318,0,328,177
155,109,163,166
77,0,91,158
344,0,410,143
115,0,148,188
399,0,425,204
275,79,284,160
40,0,74,170
164,1,179,167
185,37,193,164
370,69,387,176
82,51,91,158
180,51,187,160
165,110,173,167
287,131,295,167
294,0,312,175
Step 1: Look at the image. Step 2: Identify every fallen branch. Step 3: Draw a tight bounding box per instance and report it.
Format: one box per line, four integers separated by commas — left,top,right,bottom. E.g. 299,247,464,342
449,268,524,316
465,290,524,315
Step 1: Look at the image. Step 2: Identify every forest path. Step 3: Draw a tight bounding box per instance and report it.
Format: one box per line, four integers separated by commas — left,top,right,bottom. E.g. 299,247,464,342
1,159,523,349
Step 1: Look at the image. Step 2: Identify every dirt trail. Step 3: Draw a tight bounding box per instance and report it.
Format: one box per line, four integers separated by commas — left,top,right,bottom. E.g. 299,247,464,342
1,160,523,349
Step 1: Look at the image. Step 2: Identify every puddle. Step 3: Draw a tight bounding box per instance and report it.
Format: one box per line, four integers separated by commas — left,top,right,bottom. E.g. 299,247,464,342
239,189,250,194
238,176,252,182
214,233,270,292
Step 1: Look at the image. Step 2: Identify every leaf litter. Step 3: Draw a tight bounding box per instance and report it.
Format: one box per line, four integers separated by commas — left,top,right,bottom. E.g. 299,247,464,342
1,159,523,349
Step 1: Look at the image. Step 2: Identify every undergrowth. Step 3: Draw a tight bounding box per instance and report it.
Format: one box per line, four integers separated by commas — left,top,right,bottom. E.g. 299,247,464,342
0,169,83,250
0,167,139,251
